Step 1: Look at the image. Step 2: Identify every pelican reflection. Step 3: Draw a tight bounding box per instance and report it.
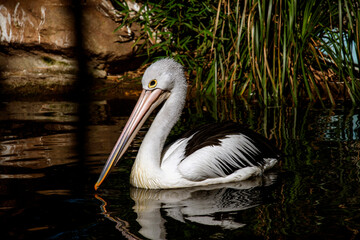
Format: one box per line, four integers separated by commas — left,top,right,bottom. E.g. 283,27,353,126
96,173,277,240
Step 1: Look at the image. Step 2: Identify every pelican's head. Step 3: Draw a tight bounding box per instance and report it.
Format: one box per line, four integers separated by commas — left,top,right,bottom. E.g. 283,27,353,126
141,58,187,93
94,58,187,190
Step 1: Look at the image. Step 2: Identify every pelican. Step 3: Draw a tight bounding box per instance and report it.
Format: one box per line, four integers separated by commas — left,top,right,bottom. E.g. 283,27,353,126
95,58,279,190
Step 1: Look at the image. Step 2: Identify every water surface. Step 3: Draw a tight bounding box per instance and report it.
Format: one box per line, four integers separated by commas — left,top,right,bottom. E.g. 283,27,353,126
1,98,359,239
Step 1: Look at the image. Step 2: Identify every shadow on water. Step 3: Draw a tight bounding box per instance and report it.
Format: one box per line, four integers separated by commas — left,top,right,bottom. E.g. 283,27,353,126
0,95,360,239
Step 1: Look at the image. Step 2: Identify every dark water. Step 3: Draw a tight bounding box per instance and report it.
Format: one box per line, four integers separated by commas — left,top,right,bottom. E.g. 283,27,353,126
1,97,359,239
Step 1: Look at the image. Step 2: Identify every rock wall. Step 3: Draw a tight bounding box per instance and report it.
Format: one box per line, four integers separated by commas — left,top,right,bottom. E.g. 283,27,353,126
0,0,140,89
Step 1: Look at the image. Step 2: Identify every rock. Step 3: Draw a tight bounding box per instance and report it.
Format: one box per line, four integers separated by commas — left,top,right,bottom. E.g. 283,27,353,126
0,0,141,91
91,69,107,79
0,0,76,52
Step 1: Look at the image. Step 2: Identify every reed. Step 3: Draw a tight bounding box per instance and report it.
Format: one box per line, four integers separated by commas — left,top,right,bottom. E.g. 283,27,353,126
114,0,360,105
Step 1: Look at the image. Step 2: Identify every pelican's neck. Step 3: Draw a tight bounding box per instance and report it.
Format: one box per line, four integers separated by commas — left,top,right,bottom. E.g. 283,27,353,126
134,89,186,172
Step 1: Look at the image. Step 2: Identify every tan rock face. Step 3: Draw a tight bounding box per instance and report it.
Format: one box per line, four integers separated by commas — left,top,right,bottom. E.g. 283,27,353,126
0,0,139,86
0,0,75,50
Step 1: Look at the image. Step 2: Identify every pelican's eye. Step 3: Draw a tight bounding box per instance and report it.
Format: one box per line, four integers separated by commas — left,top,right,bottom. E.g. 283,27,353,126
148,79,157,88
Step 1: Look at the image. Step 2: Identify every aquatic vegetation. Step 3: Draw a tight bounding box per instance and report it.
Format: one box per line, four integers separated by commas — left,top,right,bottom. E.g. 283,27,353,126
113,0,360,105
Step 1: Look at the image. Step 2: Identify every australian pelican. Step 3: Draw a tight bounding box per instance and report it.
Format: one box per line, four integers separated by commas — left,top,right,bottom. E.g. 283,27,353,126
95,58,279,190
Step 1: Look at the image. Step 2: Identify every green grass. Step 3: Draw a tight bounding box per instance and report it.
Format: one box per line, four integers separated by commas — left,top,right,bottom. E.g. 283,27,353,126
113,0,360,105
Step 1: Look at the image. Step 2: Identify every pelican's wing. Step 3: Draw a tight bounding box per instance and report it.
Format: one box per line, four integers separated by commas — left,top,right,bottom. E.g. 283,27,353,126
176,122,279,181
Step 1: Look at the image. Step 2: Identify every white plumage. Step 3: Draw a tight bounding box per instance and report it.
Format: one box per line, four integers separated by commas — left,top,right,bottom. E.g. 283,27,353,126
95,58,279,190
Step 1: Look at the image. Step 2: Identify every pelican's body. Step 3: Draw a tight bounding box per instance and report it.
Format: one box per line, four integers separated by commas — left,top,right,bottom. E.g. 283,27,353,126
95,58,279,190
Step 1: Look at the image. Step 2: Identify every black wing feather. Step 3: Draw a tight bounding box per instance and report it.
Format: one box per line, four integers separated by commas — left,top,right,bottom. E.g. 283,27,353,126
175,122,280,180
182,122,279,160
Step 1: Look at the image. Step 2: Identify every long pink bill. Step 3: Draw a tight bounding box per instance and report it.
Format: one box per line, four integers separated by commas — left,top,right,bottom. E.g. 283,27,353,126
94,89,169,190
